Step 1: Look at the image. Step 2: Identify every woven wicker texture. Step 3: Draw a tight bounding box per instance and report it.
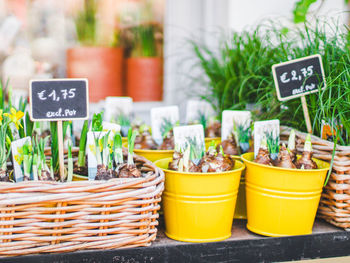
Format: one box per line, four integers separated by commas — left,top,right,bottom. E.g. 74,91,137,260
0,153,164,257
281,126,350,229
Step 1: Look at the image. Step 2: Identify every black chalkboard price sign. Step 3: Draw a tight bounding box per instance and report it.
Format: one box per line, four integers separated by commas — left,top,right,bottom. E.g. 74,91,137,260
272,54,326,134
29,78,89,181
29,79,89,121
272,54,326,101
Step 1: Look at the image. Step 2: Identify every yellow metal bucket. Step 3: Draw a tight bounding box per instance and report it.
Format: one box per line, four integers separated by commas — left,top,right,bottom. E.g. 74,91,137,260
134,149,174,162
241,152,330,237
155,157,245,242
230,156,246,219
205,137,221,150
234,173,247,219
123,142,174,162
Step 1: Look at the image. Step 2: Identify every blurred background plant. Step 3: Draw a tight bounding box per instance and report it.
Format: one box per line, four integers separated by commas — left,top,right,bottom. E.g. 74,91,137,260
119,0,163,58
75,0,97,46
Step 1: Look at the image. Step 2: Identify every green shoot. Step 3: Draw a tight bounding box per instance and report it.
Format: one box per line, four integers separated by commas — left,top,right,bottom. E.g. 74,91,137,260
304,134,312,152
32,153,38,181
198,111,207,130
22,141,32,179
102,131,110,167
219,145,225,156
208,140,216,155
78,120,88,167
50,122,59,173
7,85,12,109
67,139,73,182
288,129,296,151
0,118,11,173
25,112,34,138
92,112,103,132
50,158,54,180
114,132,123,165
127,129,137,165
93,133,102,165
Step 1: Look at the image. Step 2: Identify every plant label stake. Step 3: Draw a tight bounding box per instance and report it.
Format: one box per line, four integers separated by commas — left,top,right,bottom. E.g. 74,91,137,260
29,78,89,181
272,54,326,134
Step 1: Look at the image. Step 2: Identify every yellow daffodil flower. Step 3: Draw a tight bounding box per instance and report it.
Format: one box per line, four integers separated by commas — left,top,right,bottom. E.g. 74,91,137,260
4,108,24,129
0,109,3,125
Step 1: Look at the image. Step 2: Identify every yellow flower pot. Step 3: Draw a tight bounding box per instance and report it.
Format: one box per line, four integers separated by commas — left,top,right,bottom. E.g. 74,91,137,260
133,149,174,162
234,173,247,219
155,157,245,242
241,152,330,237
204,137,221,150
123,142,174,162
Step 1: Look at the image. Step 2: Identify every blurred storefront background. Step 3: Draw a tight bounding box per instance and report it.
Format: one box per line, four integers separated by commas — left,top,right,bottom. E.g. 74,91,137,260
0,0,346,121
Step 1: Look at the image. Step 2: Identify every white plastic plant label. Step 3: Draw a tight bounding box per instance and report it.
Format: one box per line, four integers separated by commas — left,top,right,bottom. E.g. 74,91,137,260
254,120,280,160
151,105,179,145
87,131,108,180
11,137,31,182
173,124,205,164
221,110,251,140
185,100,215,124
102,121,121,138
104,96,133,122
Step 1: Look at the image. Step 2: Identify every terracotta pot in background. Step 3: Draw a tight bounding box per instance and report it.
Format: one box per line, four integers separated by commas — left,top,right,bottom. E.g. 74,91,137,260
67,47,123,102
126,57,163,101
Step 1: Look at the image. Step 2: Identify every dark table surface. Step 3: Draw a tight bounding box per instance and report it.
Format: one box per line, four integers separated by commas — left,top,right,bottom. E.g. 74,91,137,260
1,218,349,263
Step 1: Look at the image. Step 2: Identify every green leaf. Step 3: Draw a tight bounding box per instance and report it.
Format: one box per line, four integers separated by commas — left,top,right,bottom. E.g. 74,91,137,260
78,120,88,167
92,112,103,132
293,0,317,23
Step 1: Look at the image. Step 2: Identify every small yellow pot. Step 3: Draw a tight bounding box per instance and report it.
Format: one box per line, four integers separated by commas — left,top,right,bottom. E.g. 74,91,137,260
204,137,221,150
155,157,245,242
241,152,330,237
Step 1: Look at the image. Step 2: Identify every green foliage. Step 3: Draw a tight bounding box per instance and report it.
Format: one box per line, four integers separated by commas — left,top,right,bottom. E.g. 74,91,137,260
160,117,174,138
192,19,350,145
192,26,281,116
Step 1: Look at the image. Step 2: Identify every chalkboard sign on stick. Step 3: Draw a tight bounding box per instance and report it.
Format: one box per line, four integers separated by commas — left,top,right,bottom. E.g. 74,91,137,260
29,78,89,181
272,54,326,101
29,79,89,121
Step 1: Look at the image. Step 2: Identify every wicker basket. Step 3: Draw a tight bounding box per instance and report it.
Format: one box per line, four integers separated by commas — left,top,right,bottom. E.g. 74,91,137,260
281,126,350,230
0,152,164,257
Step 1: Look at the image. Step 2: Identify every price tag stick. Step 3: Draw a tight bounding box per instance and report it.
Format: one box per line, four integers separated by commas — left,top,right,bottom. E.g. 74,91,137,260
57,120,65,181
301,96,312,134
